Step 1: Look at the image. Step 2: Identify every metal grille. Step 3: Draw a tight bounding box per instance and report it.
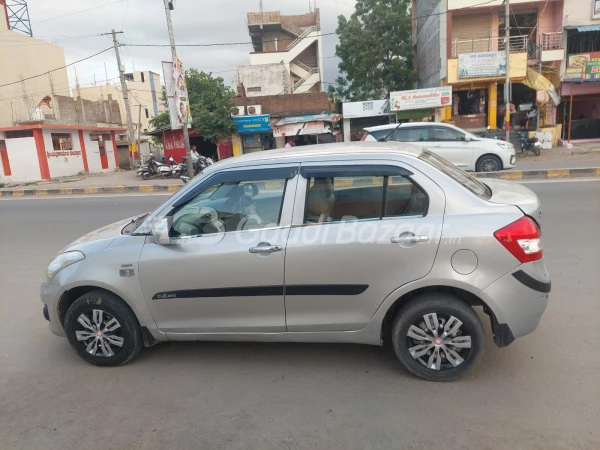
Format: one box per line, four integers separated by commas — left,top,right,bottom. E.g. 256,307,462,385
5,130,34,139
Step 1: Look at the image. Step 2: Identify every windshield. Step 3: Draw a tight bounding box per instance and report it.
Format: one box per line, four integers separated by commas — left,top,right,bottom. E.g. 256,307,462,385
419,150,492,199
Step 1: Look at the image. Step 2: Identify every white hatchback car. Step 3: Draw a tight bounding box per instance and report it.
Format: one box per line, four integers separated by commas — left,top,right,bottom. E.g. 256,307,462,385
362,122,516,172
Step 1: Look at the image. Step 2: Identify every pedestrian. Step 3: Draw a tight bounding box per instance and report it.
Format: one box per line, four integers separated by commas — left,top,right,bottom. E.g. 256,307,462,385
190,145,200,162
285,139,294,148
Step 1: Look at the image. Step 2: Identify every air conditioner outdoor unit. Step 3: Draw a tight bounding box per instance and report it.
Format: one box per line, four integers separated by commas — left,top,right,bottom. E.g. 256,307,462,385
231,106,245,117
247,105,262,116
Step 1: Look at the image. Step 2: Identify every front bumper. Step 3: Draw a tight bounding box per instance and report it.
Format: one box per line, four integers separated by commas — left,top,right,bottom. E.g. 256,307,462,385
40,283,66,337
509,154,516,166
479,260,550,345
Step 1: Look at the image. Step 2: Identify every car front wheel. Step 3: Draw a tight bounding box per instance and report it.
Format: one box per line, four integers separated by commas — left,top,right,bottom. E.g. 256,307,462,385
476,155,503,172
391,294,485,381
64,290,143,366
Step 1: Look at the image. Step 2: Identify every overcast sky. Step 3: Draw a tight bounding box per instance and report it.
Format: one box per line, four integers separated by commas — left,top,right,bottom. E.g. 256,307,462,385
23,0,356,93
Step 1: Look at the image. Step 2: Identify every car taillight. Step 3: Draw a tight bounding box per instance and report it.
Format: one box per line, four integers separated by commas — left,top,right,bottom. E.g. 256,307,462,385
494,216,543,263
361,133,368,142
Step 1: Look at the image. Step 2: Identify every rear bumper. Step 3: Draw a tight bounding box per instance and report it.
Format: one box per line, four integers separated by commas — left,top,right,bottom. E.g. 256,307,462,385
480,260,550,345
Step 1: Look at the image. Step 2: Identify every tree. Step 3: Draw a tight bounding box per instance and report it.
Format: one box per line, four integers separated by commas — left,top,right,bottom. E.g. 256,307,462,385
186,70,236,142
330,0,417,102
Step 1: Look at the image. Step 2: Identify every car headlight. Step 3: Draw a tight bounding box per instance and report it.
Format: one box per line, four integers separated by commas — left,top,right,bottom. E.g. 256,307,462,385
44,251,85,284
497,142,513,150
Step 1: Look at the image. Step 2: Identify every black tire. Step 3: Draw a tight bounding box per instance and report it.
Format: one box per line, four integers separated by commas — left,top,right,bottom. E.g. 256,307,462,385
391,294,485,382
142,172,151,180
533,146,540,156
64,290,143,366
476,154,503,172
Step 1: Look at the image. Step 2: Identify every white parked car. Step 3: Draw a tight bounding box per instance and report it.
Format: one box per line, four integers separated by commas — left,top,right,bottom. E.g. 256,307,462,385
362,122,516,172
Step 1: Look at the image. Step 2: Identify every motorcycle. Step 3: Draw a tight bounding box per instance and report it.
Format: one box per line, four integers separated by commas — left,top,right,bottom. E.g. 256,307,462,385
167,155,181,178
137,157,172,180
519,132,541,156
180,155,214,184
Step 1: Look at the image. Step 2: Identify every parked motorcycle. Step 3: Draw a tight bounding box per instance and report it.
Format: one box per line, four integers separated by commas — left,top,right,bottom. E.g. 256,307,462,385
137,155,172,180
167,155,181,178
519,132,541,156
180,155,214,184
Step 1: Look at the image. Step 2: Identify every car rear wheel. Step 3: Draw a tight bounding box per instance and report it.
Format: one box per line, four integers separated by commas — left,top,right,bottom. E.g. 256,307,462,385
391,294,485,381
64,290,143,366
476,155,502,172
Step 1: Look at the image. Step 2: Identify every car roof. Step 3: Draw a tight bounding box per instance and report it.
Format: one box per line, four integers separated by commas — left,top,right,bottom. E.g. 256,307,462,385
364,122,454,132
213,142,424,169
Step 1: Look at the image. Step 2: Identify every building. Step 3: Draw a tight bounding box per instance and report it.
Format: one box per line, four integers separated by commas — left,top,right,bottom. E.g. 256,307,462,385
235,7,324,96
0,1,71,127
342,100,394,142
561,0,600,141
79,71,165,135
413,0,565,132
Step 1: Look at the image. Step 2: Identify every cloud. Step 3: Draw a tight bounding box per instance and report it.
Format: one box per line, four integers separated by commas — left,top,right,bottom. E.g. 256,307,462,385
22,0,355,90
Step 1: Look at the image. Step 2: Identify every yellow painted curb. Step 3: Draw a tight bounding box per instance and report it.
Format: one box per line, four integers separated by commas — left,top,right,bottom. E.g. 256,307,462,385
168,184,181,192
139,185,154,193
498,172,524,180
59,188,73,195
596,168,600,177
110,186,125,193
11,190,24,197
84,187,98,194
35,189,49,196
547,169,570,178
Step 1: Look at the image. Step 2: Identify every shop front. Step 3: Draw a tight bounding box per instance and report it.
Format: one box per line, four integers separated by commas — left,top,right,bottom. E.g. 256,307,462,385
390,86,452,125
272,114,342,147
342,100,394,142
231,114,274,154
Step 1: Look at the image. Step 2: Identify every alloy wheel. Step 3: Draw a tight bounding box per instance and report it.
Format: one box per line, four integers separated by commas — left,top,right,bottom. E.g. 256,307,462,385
406,313,472,371
75,309,124,358
481,158,500,172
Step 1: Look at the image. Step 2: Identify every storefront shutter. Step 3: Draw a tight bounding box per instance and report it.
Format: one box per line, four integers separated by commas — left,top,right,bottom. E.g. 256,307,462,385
452,14,492,57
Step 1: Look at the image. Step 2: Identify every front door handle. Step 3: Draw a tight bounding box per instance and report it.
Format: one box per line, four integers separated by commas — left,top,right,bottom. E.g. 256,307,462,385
249,244,283,254
390,235,429,244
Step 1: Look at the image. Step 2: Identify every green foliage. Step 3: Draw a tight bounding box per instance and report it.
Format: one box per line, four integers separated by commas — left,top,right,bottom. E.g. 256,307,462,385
149,111,170,129
331,0,417,102
186,70,236,142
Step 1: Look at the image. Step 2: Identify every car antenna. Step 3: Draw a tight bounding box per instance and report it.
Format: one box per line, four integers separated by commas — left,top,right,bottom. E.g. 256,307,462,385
379,122,402,142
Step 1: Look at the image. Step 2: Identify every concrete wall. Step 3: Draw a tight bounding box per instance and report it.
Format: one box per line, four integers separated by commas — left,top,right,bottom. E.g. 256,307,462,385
42,129,85,178
235,64,291,97
262,31,294,52
231,92,330,117
53,95,121,126
0,27,70,127
0,136,39,182
414,0,446,89
78,84,124,125
448,0,547,9
563,0,600,27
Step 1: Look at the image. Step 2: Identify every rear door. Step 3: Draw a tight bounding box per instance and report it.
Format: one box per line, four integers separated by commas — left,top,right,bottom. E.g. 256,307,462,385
426,126,473,169
284,160,445,332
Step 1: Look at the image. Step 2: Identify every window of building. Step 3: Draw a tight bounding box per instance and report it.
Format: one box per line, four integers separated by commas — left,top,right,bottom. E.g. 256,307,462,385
304,173,428,223
5,130,34,139
51,133,73,150
170,177,288,237
594,0,600,17
145,108,149,119
141,72,145,83
247,87,262,93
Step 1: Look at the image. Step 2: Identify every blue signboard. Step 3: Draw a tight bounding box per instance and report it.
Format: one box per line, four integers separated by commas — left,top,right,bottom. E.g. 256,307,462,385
232,114,271,134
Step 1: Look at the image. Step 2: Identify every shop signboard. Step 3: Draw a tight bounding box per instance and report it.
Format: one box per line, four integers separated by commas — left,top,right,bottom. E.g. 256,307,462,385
162,58,193,130
564,52,600,82
390,87,452,111
343,100,390,118
232,114,272,134
458,52,506,79
273,121,326,137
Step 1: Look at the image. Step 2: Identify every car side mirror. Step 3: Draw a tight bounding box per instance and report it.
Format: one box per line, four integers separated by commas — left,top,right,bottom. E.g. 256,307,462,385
464,135,472,142
152,217,172,245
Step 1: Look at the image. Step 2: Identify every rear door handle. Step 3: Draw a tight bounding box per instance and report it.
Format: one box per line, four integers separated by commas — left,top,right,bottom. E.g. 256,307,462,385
249,244,283,254
390,235,429,244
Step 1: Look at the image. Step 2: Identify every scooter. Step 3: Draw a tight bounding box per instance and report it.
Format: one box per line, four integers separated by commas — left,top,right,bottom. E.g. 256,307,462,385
167,155,181,178
137,158,172,180
519,132,541,156
180,156,214,184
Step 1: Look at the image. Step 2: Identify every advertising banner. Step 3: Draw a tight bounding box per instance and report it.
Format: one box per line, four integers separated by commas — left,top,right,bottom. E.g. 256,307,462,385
273,121,325,137
458,52,507,79
162,57,192,130
232,114,272,134
564,52,600,82
342,99,390,118
390,87,452,111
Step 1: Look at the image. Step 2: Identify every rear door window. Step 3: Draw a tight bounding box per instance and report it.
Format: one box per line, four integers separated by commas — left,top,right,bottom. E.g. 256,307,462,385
431,127,466,142
391,127,431,142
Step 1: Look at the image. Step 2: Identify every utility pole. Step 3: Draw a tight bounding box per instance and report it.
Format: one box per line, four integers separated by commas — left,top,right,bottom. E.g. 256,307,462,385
109,29,136,170
137,104,143,163
504,0,511,142
537,44,542,131
162,0,194,179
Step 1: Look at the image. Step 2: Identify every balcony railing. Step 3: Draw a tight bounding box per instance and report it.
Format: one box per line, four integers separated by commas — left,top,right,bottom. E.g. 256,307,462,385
452,35,529,57
542,32,564,50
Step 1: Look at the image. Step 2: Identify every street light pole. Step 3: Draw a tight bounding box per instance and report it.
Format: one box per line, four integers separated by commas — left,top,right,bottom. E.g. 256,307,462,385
505,0,511,143
162,0,194,179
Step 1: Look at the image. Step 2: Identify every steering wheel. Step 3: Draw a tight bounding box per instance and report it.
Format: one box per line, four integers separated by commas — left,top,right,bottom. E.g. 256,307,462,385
234,194,263,230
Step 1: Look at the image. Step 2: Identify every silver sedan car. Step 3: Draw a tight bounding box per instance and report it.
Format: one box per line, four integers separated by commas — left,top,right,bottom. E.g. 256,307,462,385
41,143,550,381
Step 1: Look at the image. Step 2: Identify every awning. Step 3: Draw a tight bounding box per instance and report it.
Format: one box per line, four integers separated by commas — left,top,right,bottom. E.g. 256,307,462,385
521,69,560,105
577,25,600,32
273,113,342,127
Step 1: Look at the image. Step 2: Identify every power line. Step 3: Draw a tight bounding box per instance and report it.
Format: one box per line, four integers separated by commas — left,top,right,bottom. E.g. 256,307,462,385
120,0,130,31
0,47,115,89
32,0,125,25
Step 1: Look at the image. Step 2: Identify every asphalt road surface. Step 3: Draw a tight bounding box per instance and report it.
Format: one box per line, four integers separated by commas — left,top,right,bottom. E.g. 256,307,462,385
1,181,599,450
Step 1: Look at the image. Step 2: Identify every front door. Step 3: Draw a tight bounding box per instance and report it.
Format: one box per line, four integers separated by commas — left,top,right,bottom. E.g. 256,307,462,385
284,161,445,332
426,126,473,169
139,166,299,334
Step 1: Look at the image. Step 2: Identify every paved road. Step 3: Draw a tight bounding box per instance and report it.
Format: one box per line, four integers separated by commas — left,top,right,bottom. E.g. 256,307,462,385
514,158,600,170
1,182,599,450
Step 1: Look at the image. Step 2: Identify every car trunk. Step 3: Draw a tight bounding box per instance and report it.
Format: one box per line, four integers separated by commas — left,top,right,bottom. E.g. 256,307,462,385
483,179,542,225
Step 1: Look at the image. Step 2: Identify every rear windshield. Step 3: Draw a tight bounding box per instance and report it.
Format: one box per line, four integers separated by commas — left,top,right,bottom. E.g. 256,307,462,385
419,150,492,199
